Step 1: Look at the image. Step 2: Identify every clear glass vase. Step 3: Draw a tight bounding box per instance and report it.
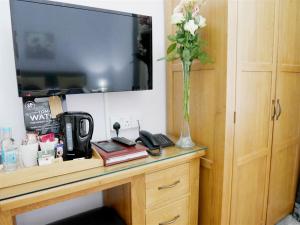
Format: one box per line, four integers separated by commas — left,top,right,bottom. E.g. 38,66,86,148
176,61,195,149
176,118,195,148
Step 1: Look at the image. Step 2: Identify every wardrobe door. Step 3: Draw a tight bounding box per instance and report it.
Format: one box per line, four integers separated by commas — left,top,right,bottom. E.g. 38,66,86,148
230,0,279,224
267,1,300,224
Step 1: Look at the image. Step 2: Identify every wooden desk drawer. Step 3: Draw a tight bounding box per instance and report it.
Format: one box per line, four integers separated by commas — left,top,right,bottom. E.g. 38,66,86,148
146,197,189,225
145,163,189,208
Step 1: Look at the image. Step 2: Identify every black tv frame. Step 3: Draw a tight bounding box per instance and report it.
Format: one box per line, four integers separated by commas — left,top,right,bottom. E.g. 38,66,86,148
10,0,153,97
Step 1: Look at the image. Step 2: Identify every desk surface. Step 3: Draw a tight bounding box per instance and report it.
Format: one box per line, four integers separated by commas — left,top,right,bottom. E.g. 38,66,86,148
0,145,207,201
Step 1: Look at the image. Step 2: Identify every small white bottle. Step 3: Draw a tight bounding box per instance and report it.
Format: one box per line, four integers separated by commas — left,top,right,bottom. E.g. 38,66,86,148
0,128,3,164
1,128,18,172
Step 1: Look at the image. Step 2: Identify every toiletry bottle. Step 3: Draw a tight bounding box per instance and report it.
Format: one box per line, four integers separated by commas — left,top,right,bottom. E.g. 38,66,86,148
0,128,3,164
1,128,18,172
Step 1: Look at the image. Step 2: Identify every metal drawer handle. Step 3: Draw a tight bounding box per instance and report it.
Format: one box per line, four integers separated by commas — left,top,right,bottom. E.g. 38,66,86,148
158,180,180,190
159,215,180,225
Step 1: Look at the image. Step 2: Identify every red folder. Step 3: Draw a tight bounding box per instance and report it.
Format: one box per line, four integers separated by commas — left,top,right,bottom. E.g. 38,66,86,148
92,142,148,166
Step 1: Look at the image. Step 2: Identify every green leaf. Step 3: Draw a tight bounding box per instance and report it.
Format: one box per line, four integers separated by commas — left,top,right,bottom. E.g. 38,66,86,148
157,56,166,61
189,34,196,41
176,33,185,39
177,38,185,44
167,43,177,54
166,52,179,61
168,35,177,42
177,47,183,55
191,47,199,59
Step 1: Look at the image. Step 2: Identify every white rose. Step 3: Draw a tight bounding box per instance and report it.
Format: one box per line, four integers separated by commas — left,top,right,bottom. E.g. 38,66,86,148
171,13,185,24
195,15,206,28
184,20,198,35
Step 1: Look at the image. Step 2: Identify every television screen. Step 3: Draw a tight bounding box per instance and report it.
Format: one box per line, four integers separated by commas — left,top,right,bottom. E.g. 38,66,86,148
10,0,153,97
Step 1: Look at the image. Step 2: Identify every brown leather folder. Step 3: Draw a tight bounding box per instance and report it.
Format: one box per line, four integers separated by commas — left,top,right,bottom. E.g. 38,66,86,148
92,142,148,166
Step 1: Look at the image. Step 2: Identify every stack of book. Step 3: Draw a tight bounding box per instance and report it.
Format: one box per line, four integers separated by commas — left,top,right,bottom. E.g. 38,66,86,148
92,141,148,166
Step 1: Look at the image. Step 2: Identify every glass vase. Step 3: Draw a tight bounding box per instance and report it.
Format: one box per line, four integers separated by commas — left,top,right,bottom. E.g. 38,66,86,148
176,61,195,149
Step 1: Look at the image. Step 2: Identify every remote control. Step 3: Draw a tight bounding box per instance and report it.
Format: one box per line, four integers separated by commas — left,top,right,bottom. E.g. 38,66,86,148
111,137,136,146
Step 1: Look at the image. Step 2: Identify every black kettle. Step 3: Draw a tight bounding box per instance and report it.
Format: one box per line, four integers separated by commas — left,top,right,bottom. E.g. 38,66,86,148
57,112,94,161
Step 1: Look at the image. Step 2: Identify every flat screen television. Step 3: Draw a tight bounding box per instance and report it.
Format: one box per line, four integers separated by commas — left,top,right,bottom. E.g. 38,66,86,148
10,0,153,97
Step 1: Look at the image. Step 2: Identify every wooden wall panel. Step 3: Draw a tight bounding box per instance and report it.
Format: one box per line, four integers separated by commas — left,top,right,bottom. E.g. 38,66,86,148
190,70,216,160
165,0,227,224
199,162,213,225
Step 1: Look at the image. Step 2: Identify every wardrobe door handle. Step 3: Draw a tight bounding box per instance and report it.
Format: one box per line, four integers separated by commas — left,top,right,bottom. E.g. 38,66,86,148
158,180,180,190
159,215,180,225
271,100,276,120
276,99,282,120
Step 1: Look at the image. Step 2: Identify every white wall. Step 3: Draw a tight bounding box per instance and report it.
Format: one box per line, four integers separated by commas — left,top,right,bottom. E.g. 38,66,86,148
0,0,166,224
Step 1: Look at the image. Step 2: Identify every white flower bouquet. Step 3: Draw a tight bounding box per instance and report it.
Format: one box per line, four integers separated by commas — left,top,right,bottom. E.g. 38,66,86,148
166,0,210,64
161,0,211,148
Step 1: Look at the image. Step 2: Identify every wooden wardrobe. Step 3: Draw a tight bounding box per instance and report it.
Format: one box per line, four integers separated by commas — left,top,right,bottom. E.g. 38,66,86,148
165,0,300,225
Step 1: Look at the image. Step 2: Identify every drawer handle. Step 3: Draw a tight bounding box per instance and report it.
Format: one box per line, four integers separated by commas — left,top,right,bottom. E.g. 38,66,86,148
159,215,180,225
158,180,180,190
276,99,282,120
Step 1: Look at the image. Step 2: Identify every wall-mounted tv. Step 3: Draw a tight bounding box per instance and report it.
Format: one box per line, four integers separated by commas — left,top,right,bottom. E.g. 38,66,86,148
10,0,153,97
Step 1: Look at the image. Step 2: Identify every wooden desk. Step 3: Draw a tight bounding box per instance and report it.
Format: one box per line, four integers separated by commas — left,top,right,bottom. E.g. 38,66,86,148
0,146,206,225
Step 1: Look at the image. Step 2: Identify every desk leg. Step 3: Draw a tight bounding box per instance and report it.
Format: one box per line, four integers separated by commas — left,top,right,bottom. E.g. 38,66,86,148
190,158,200,225
131,175,146,225
0,211,14,225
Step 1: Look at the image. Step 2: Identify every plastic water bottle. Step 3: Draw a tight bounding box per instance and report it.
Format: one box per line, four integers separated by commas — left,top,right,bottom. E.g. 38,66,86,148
1,128,18,172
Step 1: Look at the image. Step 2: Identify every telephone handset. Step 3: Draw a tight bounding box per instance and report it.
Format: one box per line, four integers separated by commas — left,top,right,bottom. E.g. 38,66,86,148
137,130,160,149
136,130,175,156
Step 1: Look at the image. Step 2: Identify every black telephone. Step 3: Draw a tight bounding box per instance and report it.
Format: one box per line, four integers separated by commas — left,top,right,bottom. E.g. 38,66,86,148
136,130,174,156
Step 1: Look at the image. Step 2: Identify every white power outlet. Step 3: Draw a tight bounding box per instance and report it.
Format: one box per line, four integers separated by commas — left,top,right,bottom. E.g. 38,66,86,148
110,116,139,131
122,118,131,129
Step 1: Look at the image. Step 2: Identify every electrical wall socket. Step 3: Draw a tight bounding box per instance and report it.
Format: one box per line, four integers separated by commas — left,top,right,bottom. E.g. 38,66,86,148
110,116,139,131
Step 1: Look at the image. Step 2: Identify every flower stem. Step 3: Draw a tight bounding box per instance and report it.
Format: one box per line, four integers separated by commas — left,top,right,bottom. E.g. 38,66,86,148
182,61,191,122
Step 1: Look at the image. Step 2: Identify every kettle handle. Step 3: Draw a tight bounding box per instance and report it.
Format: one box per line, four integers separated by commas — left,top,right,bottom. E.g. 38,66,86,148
78,114,94,139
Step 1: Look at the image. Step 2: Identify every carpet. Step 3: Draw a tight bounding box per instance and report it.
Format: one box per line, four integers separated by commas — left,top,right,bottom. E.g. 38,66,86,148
277,215,300,225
